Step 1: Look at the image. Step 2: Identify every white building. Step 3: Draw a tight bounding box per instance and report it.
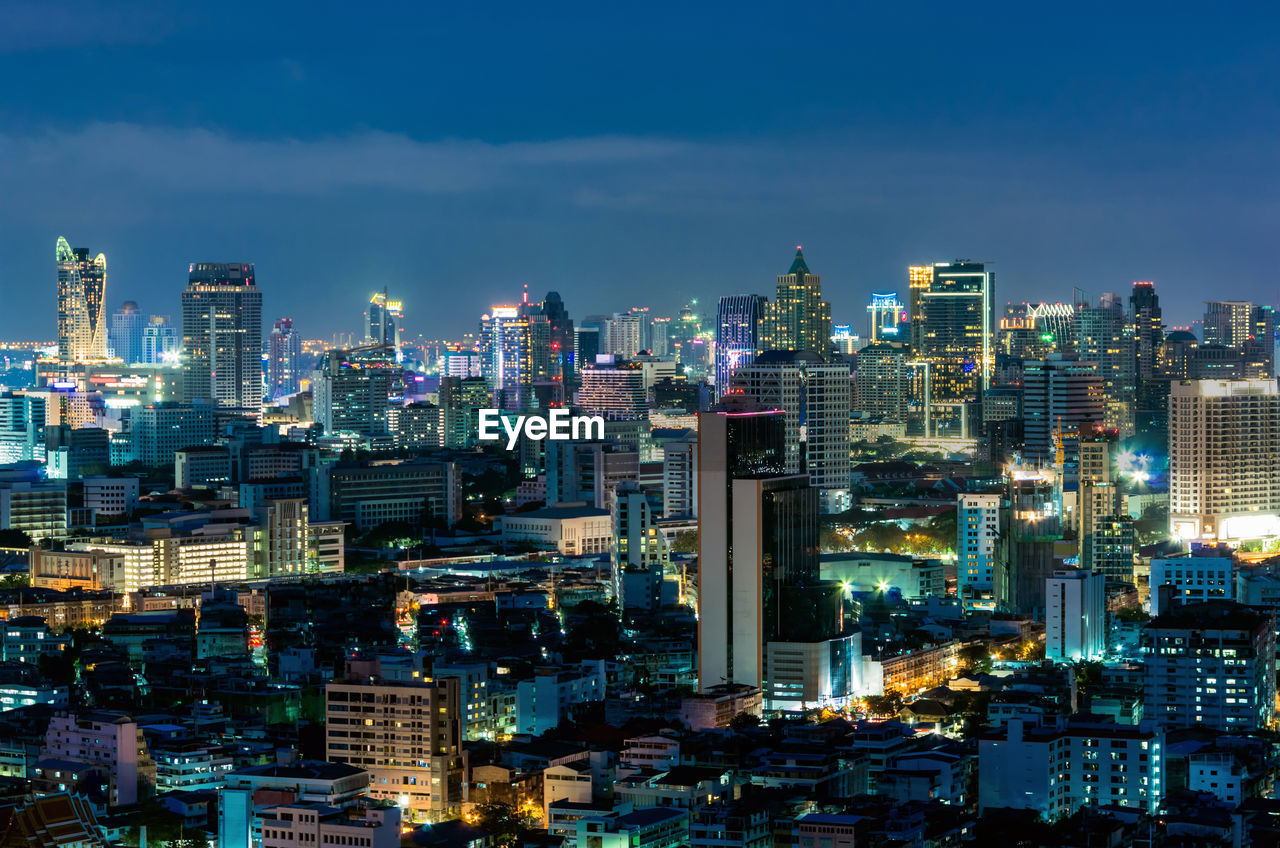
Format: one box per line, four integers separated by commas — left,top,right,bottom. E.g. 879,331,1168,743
819,553,945,600
1149,555,1233,615
1170,379,1280,543
499,504,612,556
1046,569,1107,662
43,711,154,807
958,493,1003,612
978,717,1163,819
82,476,139,519
259,802,400,848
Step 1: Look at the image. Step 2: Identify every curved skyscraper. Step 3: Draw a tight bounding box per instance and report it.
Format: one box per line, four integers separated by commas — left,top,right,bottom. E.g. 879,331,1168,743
56,236,108,362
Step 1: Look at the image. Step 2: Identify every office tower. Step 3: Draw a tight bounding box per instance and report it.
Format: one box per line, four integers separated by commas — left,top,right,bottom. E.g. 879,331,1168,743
573,326,601,379
542,291,575,385
312,459,462,530
266,318,303,400
441,348,482,378
1022,355,1105,465
612,480,669,615
390,402,442,450
853,342,910,421
1247,304,1277,377
142,315,180,365
479,305,531,410
577,358,647,420
999,302,1076,361
957,493,1005,612
731,351,852,512
544,439,639,510
312,347,397,439
1203,301,1252,348
830,323,859,356
130,402,218,466
906,264,932,350
1170,379,1280,543
606,311,643,357
768,247,832,357
1078,425,1133,583
1074,294,1136,436
911,260,995,436
1006,472,1062,617
182,263,263,413
714,294,768,400
867,292,903,341
439,376,491,449
56,237,109,362
109,301,144,364
697,407,787,691
698,408,848,708
325,676,462,821
1045,569,1106,662
1130,282,1163,381
650,317,671,356
0,391,46,463
1143,601,1276,731
364,289,403,360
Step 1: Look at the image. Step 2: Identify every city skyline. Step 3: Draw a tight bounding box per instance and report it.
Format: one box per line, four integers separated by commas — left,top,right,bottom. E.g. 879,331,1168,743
4,4,1280,339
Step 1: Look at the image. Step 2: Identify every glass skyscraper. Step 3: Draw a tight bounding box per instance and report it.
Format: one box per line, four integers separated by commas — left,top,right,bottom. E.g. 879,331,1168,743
714,294,767,400
56,236,108,363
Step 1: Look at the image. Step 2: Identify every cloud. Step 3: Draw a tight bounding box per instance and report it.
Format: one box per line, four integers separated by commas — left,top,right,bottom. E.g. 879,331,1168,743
0,2,178,52
0,123,691,197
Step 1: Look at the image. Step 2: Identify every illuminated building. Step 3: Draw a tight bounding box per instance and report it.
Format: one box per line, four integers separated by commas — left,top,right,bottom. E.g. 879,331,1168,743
129,402,218,467
1006,472,1061,616
714,294,768,400
439,375,491,448
1170,379,1280,543
577,357,647,420
267,318,303,400
1247,304,1276,377
1149,554,1232,615
1203,301,1252,348
768,247,832,358
731,351,852,512
1075,294,1135,436
542,291,576,386
999,302,1075,360
697,408,853,709
907,264,932,351
957,493,1005,612
181,263,263,414
854,342,910,422
1142,601,1275,731
1022,355,1104,465
56,237,109,363
142,316,180,365
311,346,397,440
325,676,462,821
606,311,644,358
1079,426,1133,583
109,301,144,365
1046,569,1106,661
479,305,531,410
0,391,46,463
611,480,669,614
867,292,903,341
911,260,995,436
364,288,403,361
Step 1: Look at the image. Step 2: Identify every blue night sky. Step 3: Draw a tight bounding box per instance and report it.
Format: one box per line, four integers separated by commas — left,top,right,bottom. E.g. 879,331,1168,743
2,1,1279,341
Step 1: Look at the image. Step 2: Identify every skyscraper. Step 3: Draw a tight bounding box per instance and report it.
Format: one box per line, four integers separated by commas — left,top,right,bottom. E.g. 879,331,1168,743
714,294,768,400
142,316,180,365
730,351,852,512
312,346,397,439
181,263,263,413
1078,425,1133,584
606,311,643,358
364,289,403,360
866,292,903,341
109,301,144,364
56,237,108,363
267,318,303,400
542,291,575,386
768,247,832,357
1203,301,1252,348
479,306,531,411
957,492,1004,612
912,260,995,435
1022,355,1105,465
1075,294,1136,437
1045,569,1106,662
697,406,848,708
1170,379,1280,543
1130,282,1163,382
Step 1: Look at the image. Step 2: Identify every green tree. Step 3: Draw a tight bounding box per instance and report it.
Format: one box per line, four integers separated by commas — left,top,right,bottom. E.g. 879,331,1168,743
671,530,698,554
474,802,535,848
0,573,30,590
0,529,33,548
729,710,762,730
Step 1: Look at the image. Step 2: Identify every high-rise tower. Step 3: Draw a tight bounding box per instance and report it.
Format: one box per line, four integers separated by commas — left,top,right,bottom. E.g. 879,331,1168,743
181,263,263,413
714,294,768,399
56,237,108,362
267,317,303,400
768,247,832,357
